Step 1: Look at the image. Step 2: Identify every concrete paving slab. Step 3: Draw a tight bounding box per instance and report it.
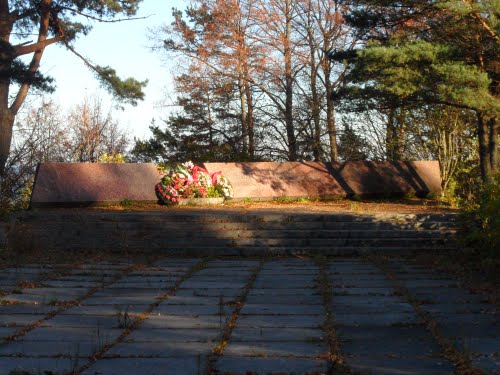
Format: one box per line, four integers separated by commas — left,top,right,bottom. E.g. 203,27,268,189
53,276,117,283
162,296,232,305
0,340,97,357
333,303,414,314
1,294,50,304
240,304,324,315
0,357,78,374
2,267,48,275
253,280,316,288
245,294,320,305
411,289,487,304
453,337,500,355
81,296,159,305
127,271,188,277
78,263,129,270
421,302,496,314
340,337,441,357
236,315,323,328
223,341,328,357
112,276,181,283
258,270,318,276
230,327,324,342
141,315,229,329
83,357,208,375
0,257,494,374
40,280,102,288
91,289,164,298
403,280,459,288
248,288,320,296
180,276,250,282
344,357,455,375
334,312,418,326
0,327,17,338
176,289,243,297
104,341,212,357
439,322,499,339
42,315,120,328
0,304,56,315
205,260,259,267
216,357,327,374
332,295,406,305
332,287,393,296
180,281,247,289
125,328,221,343
0,314,45,327
105,282,173,289
9,287,86,298
194,268,257,276
433,313,497,326
472,356,500,372
22,326,122,342
61,305,148,316
155,304,233,316
336,326,434,342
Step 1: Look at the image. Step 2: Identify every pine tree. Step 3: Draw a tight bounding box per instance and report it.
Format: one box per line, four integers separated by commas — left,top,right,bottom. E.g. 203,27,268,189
337,123,368,160
132,70,247,163
0,0,147,177
331,0,499,182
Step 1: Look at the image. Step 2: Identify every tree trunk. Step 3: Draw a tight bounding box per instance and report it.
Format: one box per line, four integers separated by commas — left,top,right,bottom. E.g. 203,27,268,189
284,0,297,161
488,116,498,175
386,108,401,160
477,112,497,183
245,78,255,160
310,51,321,161
238,73,248,156
323,60,337,161
0,107,14,177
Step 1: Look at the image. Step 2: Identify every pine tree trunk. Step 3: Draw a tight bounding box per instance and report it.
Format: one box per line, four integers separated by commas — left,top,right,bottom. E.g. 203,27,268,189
488,116,498,175
478,112,497,183
0,107,14,178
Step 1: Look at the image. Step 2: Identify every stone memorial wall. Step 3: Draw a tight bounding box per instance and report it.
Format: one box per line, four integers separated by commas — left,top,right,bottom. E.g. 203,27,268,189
30,161,441,207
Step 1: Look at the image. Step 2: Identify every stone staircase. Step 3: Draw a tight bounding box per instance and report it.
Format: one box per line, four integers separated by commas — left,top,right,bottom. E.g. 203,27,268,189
7,210,462,256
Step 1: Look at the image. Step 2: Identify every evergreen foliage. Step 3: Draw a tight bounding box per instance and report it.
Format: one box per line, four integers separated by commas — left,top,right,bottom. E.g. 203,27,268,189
330,0,499,181
0,0,147,176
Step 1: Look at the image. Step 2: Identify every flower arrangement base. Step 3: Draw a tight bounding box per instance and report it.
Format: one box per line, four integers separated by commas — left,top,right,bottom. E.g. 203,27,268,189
178,197,225,206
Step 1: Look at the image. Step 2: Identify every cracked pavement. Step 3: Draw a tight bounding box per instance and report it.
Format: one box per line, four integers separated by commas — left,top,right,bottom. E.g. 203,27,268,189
0,257,498,374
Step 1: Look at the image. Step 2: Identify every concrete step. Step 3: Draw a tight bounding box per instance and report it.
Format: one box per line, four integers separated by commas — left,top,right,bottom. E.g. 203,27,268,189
20,233,455,252
114,229,457,239
26,211,461,224
8,210,462,255
22,220,461,233
146,246,459,256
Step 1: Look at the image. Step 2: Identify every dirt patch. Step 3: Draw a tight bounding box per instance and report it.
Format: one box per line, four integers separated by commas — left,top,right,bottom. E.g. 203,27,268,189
94,197,460,215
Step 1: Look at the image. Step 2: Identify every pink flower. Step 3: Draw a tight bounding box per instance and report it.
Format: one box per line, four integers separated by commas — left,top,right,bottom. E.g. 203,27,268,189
211,171,222,184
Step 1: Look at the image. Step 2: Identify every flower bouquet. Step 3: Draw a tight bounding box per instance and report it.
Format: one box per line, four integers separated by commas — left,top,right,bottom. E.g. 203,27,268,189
156,161,233,206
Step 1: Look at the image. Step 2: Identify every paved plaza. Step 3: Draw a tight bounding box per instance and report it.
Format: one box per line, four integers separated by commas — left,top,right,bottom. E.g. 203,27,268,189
0,257,497,374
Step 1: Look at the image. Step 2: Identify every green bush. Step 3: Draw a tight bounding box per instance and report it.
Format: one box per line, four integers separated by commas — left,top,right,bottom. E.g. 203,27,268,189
466,174,499,249
459,174,499,280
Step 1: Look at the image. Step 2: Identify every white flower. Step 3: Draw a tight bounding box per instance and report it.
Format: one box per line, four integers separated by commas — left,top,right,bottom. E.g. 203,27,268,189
182,161,195,171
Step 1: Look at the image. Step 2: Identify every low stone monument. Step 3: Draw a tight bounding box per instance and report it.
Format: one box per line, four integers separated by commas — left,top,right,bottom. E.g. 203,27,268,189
30,161,441,207
201,161,441,200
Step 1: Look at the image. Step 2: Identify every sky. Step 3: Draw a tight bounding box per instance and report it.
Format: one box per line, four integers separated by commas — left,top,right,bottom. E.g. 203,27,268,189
31,0,185,140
